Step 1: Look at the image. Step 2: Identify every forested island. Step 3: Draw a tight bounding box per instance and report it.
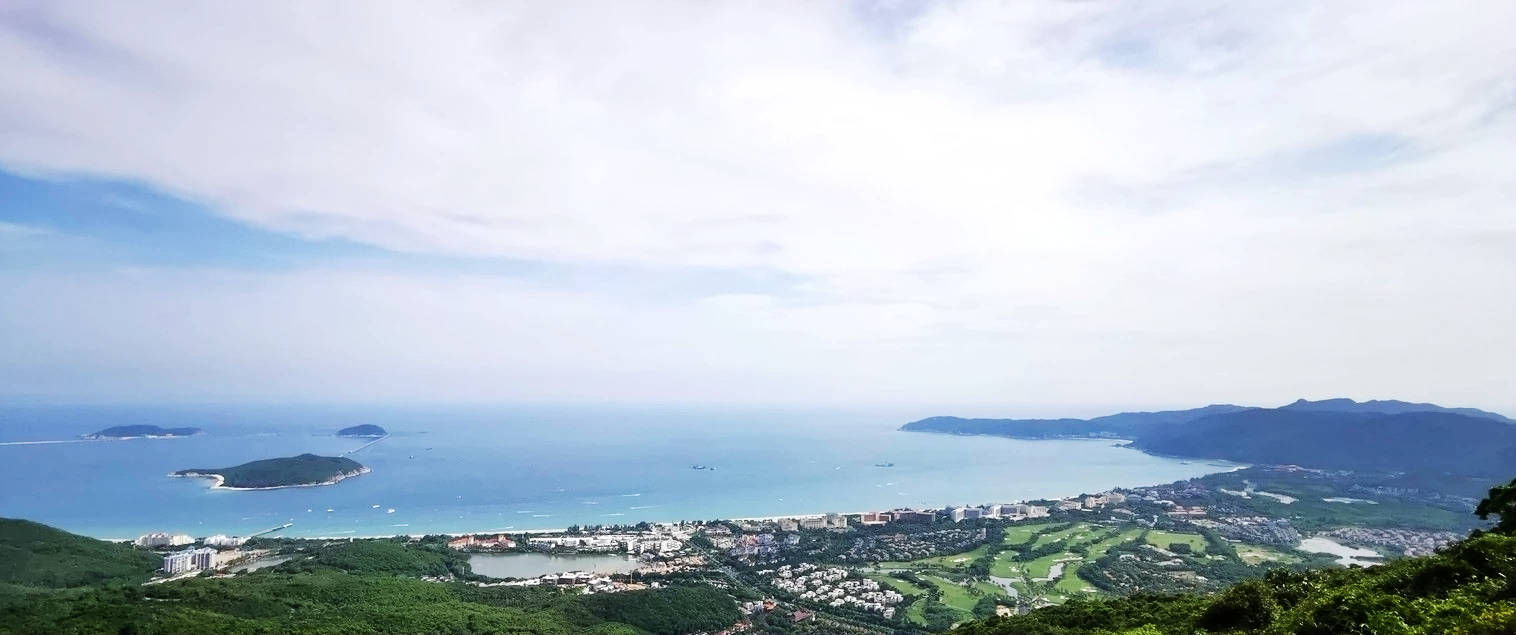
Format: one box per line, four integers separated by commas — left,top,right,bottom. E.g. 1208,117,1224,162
336,424,387,438
81,425,202,440
172,454,368,490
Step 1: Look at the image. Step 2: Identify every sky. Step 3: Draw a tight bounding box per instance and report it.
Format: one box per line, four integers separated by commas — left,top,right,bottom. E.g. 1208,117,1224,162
1,1,1513,415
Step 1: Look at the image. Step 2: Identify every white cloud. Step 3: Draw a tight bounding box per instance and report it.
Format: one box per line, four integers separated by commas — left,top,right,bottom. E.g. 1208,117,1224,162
0,1,1512,410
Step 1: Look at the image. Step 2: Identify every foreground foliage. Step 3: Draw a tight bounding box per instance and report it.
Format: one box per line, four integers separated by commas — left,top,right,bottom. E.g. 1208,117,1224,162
0,571,738,634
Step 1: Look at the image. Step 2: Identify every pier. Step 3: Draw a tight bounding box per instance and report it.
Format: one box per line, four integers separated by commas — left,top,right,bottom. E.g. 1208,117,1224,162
344,435,388,455
250,522,294,538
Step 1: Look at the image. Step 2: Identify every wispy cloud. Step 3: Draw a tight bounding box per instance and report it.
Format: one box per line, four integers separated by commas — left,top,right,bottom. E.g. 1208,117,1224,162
0,1,1512,409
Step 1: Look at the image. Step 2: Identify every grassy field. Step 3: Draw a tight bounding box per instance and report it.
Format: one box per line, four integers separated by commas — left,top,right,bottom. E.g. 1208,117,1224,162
1032,523,1093,547
1235,544,1301,565
868,573,929,596
1003,521,1059,544
1145,530,1208,554
1025,552,1077,580
879,542,994,570
989,552,1022,578
1053,562,1098,595
924,574,1006,614
1086,528,1143,558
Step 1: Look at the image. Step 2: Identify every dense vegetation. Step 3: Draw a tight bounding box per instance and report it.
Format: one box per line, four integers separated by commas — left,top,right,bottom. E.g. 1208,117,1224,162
0,524,740,634
174,453,366,488
83,424,201,439
905,398,1516,477
0,519,159,588
274,538,475,578
952,478,1516,634
0,570,739,634
336,424,387,437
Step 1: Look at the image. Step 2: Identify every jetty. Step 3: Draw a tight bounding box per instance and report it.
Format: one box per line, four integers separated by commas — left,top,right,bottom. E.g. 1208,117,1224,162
344,435,388,455
250,522,294,538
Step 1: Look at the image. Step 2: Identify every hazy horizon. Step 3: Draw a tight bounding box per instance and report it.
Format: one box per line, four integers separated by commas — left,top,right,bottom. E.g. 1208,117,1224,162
2,2,1512,410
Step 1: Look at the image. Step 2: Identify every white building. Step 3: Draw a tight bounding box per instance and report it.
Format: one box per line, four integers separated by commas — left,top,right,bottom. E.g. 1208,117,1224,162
136,532,194,548
162,547,218,574
949,507,985,522
203,534,248,548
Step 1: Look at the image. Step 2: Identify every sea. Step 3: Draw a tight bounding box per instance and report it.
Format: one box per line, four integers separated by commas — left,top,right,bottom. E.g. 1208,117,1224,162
0,404,1236,539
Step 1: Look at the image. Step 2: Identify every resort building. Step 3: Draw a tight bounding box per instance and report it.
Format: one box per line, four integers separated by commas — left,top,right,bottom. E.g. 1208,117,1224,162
203,534,248,548
162,547,218,574
136,532,194,548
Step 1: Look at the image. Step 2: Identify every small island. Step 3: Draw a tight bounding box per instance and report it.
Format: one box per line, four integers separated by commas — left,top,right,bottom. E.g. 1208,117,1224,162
336,424,387,438
172,454,369,490
82,425,202,440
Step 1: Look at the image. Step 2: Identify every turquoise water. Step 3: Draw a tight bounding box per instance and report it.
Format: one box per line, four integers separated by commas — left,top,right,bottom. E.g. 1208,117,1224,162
0,404,1233,538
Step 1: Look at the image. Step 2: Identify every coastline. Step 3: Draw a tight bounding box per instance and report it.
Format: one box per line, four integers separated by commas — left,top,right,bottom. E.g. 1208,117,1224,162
171,466,372,491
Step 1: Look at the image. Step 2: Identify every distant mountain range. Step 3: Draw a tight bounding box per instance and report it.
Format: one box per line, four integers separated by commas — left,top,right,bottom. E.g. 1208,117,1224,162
901,398,1516,476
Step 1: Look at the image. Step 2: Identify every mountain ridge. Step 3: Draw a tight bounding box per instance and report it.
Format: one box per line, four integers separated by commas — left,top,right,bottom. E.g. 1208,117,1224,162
902,398,1516,476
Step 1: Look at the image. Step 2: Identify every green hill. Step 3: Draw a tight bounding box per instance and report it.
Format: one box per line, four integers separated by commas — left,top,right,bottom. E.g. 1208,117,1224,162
0,518,159,588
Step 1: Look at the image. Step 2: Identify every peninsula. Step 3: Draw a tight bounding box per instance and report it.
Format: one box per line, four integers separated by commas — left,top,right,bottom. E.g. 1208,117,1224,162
82,425,202,440
902,398,1516,477
172,454,368,490
336,424,387,438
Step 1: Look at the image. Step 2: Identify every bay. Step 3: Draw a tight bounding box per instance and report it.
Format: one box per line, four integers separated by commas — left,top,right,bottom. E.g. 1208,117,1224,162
0,404,1235,539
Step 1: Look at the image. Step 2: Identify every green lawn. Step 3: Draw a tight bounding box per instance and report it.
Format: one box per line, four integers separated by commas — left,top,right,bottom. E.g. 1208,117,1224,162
1002,522,1059,545
1145,530,1208,554
923,575,1006,613
868,573,928,596
989,552,1023,578
1032,523,1091,547
1086,528,1143,558
879,542,994,570
1053,563,1097,594
1235,544,1300,565
1025,552,1076,579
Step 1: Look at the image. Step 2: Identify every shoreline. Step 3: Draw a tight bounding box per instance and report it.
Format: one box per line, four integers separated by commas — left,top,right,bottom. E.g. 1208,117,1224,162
171,466,372,491
119,461,1243,540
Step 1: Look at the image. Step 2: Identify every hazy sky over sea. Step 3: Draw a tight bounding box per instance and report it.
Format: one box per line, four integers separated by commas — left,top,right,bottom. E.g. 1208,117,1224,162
1,2,1512,413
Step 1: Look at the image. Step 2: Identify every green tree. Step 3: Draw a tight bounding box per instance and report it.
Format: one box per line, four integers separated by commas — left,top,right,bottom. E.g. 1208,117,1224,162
1474,477,1516,534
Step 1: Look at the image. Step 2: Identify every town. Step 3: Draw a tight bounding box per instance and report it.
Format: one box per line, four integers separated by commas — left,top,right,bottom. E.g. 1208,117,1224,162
117,465,1478,632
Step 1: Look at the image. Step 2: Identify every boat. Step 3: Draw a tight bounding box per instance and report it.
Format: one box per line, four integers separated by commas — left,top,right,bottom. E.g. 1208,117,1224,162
874,462,895,468
691,464,709,470
386,508,396,514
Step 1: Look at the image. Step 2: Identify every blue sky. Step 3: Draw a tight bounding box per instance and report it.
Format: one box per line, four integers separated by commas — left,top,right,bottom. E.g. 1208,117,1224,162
1,1,1513,413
